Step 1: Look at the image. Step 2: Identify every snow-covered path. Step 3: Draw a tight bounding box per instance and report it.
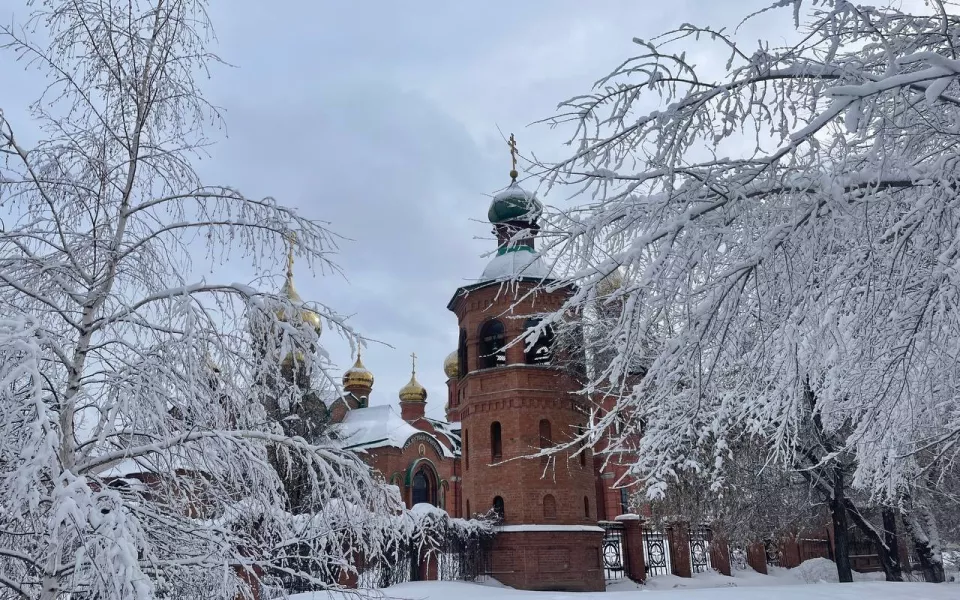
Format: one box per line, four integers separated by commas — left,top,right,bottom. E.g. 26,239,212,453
366,580,955,600
291,575,960,600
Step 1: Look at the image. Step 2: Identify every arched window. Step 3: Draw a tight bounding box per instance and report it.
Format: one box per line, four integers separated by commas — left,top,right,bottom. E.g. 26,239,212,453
543,494,557,519
619,489,630,513
457,328,468,378
584,496,590,519
524,318,554,365
576,425,586,467
411,465,437,506
464,430,469,471
539,419,553,449
491,421,502,460
478,320,506,369
493,496,505,522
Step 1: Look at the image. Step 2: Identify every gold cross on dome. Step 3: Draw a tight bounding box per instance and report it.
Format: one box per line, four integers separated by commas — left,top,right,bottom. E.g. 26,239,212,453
508,133,518,174
285,232,296,278
410,351,417,375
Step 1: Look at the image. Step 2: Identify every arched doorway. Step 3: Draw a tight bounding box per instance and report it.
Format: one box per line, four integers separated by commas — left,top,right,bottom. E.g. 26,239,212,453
411,463,438,507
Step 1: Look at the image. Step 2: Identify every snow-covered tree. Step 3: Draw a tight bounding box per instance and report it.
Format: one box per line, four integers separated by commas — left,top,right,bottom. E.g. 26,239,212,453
0,1,489,598
531,0,960,583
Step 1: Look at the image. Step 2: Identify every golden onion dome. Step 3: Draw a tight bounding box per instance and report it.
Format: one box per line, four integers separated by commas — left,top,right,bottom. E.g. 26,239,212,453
342,353,374,390
281,350,306,367
442,350,459,379
399,375,427,403
276,238,322,334
399,352,427,403
596,268,624,297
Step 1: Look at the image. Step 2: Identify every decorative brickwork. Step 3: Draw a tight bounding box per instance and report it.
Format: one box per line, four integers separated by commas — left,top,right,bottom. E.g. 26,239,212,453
447,280,605,591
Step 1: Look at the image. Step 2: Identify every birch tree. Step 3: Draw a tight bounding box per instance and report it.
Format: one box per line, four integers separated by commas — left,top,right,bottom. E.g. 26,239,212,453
533,0,960,582
0,1,483,598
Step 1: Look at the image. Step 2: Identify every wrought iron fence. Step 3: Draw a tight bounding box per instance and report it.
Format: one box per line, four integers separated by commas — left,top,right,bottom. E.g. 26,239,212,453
731,546,748,571
599,521,626,580
642,527,672,577
764,539,781,567
437,533,493,582
689,525,712,573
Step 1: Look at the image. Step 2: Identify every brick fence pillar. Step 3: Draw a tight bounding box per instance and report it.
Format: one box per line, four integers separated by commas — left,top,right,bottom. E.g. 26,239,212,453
233,564,263,600
417,548,439,581
746,542,768,574
710,537,732,576
779,538,801,569
619,515,647,583
666,522,692,578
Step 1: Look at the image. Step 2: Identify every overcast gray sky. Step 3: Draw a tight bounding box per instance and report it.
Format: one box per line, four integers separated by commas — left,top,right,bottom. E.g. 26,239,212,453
2,0,778,419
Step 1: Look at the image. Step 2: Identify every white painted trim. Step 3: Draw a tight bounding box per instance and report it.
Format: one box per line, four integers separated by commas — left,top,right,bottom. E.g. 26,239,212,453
495,524,605,533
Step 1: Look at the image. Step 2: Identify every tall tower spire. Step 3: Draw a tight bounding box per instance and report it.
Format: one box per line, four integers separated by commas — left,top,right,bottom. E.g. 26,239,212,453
277,232,322,334
508,132,519,181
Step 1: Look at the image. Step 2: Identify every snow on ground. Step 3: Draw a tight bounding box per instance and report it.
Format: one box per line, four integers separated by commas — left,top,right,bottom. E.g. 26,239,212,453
603,558,884,592
290,557,959,600
291,578,956,600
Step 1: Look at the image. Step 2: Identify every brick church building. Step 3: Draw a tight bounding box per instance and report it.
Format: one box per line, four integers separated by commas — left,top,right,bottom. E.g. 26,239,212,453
326,155,636,592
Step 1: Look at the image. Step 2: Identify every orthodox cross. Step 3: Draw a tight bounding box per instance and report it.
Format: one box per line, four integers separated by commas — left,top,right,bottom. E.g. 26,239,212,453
508,133,519,180
410,351,418,375
285,232,296,279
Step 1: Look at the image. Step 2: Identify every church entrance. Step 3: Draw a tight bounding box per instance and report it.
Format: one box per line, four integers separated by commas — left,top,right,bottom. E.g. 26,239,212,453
411,464,437,506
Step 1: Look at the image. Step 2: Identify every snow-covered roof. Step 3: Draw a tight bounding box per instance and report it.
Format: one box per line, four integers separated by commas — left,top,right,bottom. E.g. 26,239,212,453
336,405,454,458
480,246,549,282
425,418,461,455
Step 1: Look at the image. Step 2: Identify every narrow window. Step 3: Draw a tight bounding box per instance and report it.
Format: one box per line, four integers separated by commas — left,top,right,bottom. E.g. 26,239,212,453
466,499,471,518
493,496,505,522
584,496,590,519
576,425,586,467
524,318,554,365
478,320,506,369
539,419,553,449
464,429,469,471
543,494,557,519
458,328,468,377
619,488,630,513
491,421,502,460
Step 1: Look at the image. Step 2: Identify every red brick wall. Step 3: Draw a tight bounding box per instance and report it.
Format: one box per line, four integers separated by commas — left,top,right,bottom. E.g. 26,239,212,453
492,531,604,592
449,282,604,591
360,437,459,515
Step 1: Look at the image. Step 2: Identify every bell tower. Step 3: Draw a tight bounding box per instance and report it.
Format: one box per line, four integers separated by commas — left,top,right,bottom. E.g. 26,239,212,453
447,137,604,592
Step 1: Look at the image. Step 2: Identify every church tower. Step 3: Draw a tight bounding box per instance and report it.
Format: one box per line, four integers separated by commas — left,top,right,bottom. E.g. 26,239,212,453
447,136,604,592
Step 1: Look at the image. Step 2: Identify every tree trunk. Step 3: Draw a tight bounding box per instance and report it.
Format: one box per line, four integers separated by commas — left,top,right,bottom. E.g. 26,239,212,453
830,468,853,583
880,508,904,582
903,506,945,583
841,500,904,582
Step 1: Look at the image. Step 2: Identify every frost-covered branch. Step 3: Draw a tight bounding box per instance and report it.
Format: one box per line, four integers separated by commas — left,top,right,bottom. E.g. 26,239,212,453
530,0,960,581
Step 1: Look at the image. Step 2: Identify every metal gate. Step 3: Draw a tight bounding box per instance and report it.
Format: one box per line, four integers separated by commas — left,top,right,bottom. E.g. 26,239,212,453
599,521,626,580
689,525,712,573
642,527,672,577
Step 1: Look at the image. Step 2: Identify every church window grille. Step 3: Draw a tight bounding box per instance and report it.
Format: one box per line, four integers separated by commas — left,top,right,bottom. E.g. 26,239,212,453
478,320,506,369
523,318,554,365
493,496,505,522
